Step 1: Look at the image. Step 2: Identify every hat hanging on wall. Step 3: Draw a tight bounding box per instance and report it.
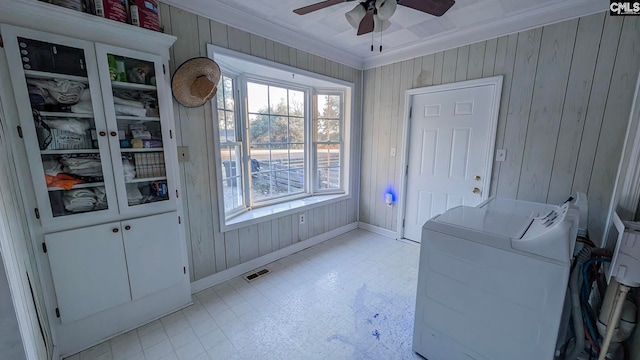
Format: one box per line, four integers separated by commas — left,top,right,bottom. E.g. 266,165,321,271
171,57,221,108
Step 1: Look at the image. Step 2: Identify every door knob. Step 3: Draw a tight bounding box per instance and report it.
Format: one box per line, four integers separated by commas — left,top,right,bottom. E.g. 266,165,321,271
124,225,131,231
112,228,119,233
474,175,481,181
110,131,117,137
99,131,106,137
473,187,481,194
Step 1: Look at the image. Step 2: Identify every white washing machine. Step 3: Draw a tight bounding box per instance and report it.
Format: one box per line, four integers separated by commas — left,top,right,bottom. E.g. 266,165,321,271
413,198,579,360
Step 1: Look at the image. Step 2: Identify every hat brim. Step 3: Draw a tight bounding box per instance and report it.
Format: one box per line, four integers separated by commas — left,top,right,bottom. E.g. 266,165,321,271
171,57,221,108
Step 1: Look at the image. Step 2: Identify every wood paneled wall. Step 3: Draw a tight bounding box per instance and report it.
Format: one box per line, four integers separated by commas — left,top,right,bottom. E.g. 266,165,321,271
360,13,640,244
158,4,361,282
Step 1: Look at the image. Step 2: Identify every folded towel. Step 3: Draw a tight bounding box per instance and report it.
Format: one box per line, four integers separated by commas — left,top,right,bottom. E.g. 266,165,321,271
27,79,85,104
79,88,91,102
71,101,93,114
113,96,144,108
115,104,147,117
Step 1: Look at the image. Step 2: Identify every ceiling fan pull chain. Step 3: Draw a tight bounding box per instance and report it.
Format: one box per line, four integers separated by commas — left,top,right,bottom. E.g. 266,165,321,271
371,29,374,52
380,28,383,52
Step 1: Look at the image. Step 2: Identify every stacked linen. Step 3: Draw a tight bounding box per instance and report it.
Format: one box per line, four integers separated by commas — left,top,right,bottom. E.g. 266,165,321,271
26,79,85,104
60,156,103,178
63,189,96,212
93,187,108,210
122,157,136,182
126,184,144,205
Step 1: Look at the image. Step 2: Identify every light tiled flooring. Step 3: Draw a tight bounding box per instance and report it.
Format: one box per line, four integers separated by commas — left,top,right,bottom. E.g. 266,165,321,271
65,229,422,360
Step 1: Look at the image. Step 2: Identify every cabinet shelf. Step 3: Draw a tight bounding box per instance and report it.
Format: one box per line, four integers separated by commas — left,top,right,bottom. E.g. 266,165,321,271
48,182,105,191
111,81,156,91
24,70,89,83
116,116,160,121
38,111,94,119
41,149,100,155
127,176,166,183
120,148,163,153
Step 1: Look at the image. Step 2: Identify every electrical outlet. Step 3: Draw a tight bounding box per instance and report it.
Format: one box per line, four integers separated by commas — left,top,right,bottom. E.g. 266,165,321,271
390,147,396,157
177,146,190,162
299,214,306,224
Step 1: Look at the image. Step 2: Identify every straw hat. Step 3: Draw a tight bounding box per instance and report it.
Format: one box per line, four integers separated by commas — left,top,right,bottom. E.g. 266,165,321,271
171,57,221,107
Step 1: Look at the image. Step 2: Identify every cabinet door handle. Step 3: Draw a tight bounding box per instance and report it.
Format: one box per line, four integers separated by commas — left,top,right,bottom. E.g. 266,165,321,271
110,131,117,137
112,228,119,233
124,225,131,231
99,131,106,137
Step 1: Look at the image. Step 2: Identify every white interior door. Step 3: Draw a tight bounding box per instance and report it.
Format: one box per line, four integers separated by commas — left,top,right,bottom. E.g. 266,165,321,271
403,78,501,242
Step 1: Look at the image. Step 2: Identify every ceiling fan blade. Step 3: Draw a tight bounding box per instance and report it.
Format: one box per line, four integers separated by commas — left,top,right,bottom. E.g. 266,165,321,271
357,10,375,35
398,0,455,17
293,0,349,15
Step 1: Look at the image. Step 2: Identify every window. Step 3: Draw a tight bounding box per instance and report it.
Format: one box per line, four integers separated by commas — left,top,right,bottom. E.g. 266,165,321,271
210,47,352,226
247,82,306,202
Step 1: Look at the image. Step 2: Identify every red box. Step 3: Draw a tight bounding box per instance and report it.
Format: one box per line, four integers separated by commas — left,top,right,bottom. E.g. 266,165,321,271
129,0,160,31
95,0,128,23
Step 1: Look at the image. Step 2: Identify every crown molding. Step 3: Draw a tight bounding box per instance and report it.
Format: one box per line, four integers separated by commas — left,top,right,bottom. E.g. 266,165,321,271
362,0,608,69
0,0,176,53
160,0,608,71
160,0,365,70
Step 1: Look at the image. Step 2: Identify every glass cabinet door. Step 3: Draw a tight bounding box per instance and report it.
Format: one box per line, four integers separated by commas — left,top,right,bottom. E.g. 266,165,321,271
1,26,118,222
95,45,175,213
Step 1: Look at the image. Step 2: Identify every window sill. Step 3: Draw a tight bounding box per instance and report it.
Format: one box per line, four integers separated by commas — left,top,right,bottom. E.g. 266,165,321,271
222,193,349,232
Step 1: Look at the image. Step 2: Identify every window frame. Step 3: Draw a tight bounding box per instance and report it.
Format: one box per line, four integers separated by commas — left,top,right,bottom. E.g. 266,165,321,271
313,89,345,194
209,45,353,232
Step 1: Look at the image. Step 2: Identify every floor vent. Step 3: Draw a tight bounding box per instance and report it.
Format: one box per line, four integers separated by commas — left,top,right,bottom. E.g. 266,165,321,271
244,268,270,282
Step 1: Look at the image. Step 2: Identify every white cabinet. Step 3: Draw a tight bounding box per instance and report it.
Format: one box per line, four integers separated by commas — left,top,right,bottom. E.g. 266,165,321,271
45,223,131,324
121,212,184,301
1,26,178,228
0,3,191,356
46,212,183,323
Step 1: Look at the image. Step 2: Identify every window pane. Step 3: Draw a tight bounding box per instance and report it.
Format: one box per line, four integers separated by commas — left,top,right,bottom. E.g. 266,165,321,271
289,170,304,193
223,77,234,110
269,116,288,143
269,86,288,115
249,114,269,144
217,79,225,109
316,95,328,118
220,145,243,214
317,168,340,190
247,82,268,114
289,117,304,143
218,109,227,142
289,143,304,169
289,90,304,117
328,120,340,142
225,111,235,142
328,95,341,118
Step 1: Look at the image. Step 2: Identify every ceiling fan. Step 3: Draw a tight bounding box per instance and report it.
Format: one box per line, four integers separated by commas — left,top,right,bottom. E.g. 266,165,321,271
293,0,455,36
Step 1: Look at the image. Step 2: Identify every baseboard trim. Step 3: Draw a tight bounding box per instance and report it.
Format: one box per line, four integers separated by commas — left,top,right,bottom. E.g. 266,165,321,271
190,222,358,294
357,222,397,239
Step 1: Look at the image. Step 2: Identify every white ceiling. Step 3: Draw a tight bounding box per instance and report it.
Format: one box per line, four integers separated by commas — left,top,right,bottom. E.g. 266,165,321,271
162,0,608,70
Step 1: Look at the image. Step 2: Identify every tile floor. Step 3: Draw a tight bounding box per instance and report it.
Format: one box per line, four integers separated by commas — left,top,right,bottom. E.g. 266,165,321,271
65,229,422,360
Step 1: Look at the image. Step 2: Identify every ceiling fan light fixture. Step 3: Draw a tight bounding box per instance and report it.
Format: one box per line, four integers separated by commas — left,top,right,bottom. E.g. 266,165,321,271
345,3,367,29
375,0,397,21
373,14,391,32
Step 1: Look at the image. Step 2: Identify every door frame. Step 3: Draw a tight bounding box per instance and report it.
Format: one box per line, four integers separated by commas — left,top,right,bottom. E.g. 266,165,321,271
397,76,503,241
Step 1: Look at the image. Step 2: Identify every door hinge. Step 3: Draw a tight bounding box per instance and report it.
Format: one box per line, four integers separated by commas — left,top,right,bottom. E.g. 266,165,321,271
17,126,23,138
169,130,173,139
163,64,166,74
402,219,405,228
183,266,186,274
178,216,181,224
405,165,408,175
175,190,179,198
409,107,412,118
55,308,60,318
42,242,47,253
34,208,40,219
0,35,4,48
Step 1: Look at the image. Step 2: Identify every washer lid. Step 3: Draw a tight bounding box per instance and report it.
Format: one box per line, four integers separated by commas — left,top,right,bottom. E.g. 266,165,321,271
433,206,534,239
